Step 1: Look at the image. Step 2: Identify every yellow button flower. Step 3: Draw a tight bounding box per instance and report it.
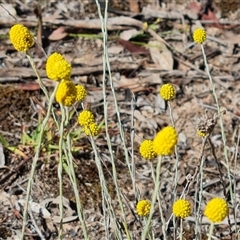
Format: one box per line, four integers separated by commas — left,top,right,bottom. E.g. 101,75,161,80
204,198,228,223
173,199,191,219
153,126,178,156
78,110,95,127
76,85,87,102
55,79,77,106
84,122,99,136
193,28,206,44
136,200,151,217
160,83,175,101
9,24,34,52
46,52,72,81
139,140,157,160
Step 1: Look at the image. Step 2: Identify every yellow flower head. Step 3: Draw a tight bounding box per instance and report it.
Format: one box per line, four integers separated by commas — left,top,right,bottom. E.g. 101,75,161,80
78,110,95,127
153,126,178,156
139,140,157,160
84,122,99,136
46,52,72,81
55,80,77,106
197,130,207,138
160,83,175,101
9,24,34,52
76,85,87,102
172,199,191,219
204,198,228,223
136,200,151,217
193,28,206,44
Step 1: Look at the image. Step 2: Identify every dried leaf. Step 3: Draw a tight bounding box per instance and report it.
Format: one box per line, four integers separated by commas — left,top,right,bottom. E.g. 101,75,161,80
202,9,222,29
48,27,68,41
118,39,149,55
120,29,139,41
155,94,166,110
148,40,173,70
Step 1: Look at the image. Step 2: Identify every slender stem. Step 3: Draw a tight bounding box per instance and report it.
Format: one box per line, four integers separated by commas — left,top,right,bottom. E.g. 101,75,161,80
200,45,233,204
65,107,89,239
208,222,214,240
142,156,162,239
168,101,179,239
180,218,183,240
150,162,167,240
21,84,58,240
57,104,66,240
26,54,50,101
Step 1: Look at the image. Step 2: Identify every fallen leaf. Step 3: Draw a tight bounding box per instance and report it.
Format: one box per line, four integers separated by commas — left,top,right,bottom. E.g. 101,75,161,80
120,28,139,41
148,40,173,70
48,27,68,41
118,39,149,55
202,9,223,29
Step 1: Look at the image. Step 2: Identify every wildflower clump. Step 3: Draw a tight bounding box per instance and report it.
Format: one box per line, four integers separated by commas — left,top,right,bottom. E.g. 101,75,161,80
193,28,206,44
139,140,156,160
76,85,87,102
46,52,72,81
136,200,151,217
153,126,178,156
173,199,191,219
160,83,175,101
78,110,95,127
84,123,99,136
9,24,34,52
55,80,77,106
204,198,228,223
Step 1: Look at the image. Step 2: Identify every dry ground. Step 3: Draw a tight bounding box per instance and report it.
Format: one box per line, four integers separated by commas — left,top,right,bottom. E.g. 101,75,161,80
0,0,240,239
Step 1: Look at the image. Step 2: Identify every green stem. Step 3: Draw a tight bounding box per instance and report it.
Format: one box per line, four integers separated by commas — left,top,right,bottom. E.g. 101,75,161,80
65,107,89,239
26,54,50,101
21,84,58,240
180,218,183,240
57,104,66,240
208,222,214,240
142,156,162,239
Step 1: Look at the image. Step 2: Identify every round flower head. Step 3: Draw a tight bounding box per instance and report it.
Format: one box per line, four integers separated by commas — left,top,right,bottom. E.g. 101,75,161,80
9,24,34,52
139,140,157,160
84,122,99,136
78,110,95,127
204,198,228,223
136,200,151,217
160,83,175,101
46,52,72,81
55,80,77,106
76,85,87,102
193,28,206,44
153,126,178,156
172,199,191,219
